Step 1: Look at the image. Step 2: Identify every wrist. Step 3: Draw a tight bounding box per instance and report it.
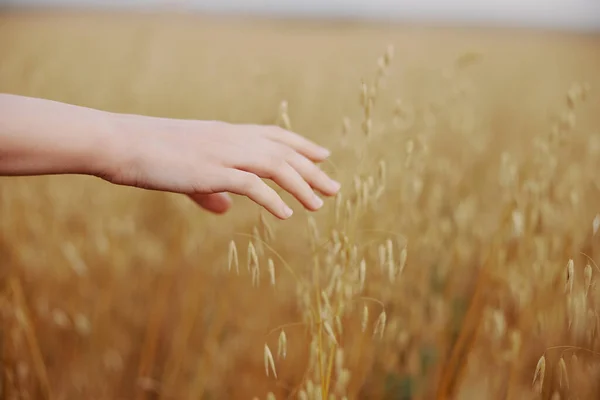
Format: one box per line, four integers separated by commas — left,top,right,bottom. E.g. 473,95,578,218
90,111,151,186
84,110,123,180
87,111,136,183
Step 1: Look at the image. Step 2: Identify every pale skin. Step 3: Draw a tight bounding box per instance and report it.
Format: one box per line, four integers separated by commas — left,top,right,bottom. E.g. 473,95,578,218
0,93,341,219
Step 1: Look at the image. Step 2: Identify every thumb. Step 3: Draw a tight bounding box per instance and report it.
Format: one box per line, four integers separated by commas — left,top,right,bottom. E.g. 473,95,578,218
188,192,233,214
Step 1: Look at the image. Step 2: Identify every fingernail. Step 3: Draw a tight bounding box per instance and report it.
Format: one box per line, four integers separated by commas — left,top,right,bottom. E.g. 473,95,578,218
330,180,341,192
282,205,294,218
314,195,324,209
319,147,331,158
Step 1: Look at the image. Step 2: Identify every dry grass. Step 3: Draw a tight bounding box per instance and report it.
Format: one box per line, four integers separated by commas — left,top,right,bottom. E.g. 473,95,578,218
1,10,600,400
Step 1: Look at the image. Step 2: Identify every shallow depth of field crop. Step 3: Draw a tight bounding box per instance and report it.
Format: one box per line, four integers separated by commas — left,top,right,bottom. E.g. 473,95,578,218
1,11,600,400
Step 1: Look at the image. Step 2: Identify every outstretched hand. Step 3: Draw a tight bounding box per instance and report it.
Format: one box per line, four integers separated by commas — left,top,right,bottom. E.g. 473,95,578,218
102,114,341,219
0,94,341,219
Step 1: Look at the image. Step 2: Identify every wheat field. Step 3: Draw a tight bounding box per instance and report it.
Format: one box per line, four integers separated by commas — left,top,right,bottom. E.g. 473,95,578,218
1,10,600,400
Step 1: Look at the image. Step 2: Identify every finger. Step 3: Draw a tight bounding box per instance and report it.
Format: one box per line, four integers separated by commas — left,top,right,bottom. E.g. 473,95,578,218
266,162,324,211
261,126,331,162
221,170,293,220
188,193,232,214
228,144,325,212
286,152,341,197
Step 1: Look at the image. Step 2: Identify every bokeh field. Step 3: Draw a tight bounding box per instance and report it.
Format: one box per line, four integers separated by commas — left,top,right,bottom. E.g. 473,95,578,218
1,10,600,400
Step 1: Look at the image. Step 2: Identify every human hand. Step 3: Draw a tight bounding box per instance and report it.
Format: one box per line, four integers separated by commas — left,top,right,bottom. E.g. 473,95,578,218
101,114,341,219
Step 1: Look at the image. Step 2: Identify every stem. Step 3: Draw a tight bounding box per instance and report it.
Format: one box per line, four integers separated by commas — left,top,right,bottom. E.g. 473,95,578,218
580,252,600,274
323,299,343,397
544,345,600,357
324,342,337,397
358,296,385,309
316,287,326,399
265,321,307,339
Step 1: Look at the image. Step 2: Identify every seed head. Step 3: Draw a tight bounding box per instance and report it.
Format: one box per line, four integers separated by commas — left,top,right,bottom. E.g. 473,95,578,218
386,239,395,282
373,311,387,339
228,240,239,274
361,305,369,333
277,330,287,360
321,291,332,315
378,244,386,271
264,344,277,379
252,226,264,257
268,258,276,286
584,263,592,296
248,241,259,272
399,248,407,275
532,355,546,392
565,259,574,295
308,216,319,243
360,82,368,107
279,100,292,131
326,264,342,296
344,199,353,224
323,320,338,345
251,263,260,287
358,259,366,292
558,357,569,388
260,213,275,242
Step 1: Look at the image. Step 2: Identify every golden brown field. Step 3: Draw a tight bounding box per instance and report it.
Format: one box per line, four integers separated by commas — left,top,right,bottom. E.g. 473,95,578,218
1,10,600,400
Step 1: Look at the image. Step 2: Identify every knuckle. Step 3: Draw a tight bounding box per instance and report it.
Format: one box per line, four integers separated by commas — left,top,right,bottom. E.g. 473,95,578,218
268,154,287,170
265,145,290,168
277,144,296,160
243,174,262,192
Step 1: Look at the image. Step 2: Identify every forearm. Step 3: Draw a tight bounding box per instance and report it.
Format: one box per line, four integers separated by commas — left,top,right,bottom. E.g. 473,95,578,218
0,93,116,177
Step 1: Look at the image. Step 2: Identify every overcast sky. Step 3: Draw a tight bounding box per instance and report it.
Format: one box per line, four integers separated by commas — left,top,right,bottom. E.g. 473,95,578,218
4,0,600,31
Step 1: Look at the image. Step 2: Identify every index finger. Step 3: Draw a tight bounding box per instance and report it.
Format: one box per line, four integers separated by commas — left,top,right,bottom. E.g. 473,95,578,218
260,125,331,162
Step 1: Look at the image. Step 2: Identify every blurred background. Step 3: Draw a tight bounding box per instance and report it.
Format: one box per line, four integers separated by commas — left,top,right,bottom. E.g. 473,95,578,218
1,1,599,400
4,0,600,31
